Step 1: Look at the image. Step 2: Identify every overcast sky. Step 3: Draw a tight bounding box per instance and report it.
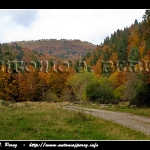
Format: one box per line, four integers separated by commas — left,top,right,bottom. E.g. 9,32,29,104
0,9,146,45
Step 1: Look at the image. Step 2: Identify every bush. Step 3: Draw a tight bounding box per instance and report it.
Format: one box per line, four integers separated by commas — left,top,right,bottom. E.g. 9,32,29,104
113,85,125,101
121,73,141,101
1,100,9,106
45,90,61,102
61,88,76,102
130,83,150,107
86,77,114,104
110,99,120,105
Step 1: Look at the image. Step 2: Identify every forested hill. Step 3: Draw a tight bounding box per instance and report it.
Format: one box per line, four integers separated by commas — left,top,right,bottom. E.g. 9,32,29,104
0,42,57,62
9,39,96,61
83,10,150,77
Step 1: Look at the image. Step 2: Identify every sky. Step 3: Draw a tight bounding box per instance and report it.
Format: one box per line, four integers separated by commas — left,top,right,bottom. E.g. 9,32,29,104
0,9,146,45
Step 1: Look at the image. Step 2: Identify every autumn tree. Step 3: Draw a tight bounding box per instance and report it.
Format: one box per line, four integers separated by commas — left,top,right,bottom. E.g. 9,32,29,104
63,71,98,102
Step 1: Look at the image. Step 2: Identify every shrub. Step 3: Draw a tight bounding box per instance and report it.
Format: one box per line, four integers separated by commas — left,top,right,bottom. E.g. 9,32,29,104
131,83,150,107
122,72,141,101
113,85,125,101
1,100,9,106
86,77,114,104
45,90,61,102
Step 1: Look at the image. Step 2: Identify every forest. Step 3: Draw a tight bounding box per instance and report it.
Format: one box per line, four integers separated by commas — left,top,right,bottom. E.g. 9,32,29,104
0,10,150,107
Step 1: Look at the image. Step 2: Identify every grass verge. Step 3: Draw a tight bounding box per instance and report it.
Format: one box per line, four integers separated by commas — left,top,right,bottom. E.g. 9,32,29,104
0,101,150,140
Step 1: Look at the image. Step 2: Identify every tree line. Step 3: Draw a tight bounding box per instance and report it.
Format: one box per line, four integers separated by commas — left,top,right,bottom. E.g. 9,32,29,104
0,10,150,107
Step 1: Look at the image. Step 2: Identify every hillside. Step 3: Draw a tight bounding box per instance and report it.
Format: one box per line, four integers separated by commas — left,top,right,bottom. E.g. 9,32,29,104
83,14,150,78
10,39,97,61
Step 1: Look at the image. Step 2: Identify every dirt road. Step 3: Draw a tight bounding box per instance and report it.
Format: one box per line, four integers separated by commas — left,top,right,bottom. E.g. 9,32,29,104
62,105,150,136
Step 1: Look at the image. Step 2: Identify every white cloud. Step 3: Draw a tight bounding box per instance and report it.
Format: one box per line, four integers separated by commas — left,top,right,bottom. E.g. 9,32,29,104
0,9,146,45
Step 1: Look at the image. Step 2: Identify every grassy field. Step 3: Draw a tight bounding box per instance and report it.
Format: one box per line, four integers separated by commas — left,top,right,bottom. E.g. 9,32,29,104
0,101,150,140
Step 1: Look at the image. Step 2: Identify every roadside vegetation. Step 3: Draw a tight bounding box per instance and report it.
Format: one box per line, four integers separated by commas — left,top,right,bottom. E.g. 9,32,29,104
75,101,150,118
0,101,150,140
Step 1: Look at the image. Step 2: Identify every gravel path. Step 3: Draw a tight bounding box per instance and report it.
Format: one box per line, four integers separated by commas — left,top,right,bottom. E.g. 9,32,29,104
62,106,150,136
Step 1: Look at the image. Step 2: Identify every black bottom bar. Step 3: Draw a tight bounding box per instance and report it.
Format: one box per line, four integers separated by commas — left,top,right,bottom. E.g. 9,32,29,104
0,140,149,149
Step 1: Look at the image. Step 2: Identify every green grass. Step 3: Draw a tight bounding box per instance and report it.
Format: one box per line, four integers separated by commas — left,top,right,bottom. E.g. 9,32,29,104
0,101,150,140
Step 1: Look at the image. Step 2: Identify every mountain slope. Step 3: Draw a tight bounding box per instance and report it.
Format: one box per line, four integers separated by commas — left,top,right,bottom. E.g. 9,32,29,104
11,39,97,61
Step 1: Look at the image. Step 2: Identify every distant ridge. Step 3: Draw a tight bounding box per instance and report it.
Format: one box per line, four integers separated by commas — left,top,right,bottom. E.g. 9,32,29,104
8,39,97,61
